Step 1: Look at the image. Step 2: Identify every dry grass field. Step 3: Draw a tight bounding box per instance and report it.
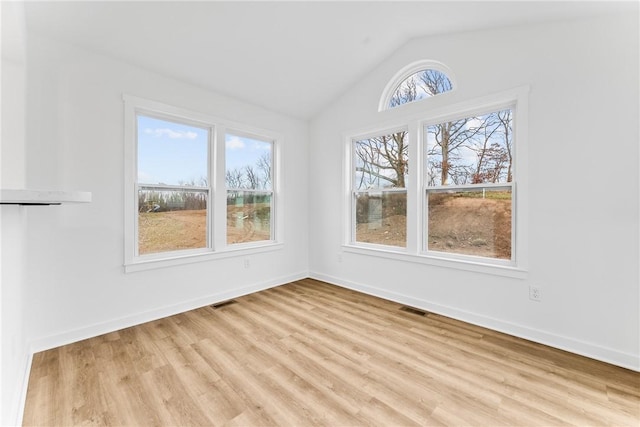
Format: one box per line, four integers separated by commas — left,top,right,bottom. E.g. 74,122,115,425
139,210,207,255
138,203,271,254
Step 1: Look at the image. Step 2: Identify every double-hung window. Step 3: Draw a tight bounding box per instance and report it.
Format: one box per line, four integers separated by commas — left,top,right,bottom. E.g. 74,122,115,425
424,107,514,263
346,81,527,274
136,113,212,257
225,133,274,245
124,95,280,271
352,129,408,248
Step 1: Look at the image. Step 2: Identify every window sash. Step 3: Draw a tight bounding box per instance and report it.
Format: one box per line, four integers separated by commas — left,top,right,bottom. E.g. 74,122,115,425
226,189,275,245
352,189,407,248
423,183,515,264
351,129,409,192
135,184,211,258
134,111,213,258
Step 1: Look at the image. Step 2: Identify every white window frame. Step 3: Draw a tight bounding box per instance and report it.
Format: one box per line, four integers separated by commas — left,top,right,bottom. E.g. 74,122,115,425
422,104,517,267
378,59,457,112
124,95,283,273
350,126,409,250
344,86,529,279
224,129,276,248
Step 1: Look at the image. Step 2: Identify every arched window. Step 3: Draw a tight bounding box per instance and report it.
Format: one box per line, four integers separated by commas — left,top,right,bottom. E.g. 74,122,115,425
379,61,454,111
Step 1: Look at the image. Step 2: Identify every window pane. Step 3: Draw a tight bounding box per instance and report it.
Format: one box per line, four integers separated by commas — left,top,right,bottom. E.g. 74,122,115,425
138,188,207,255
390,69,452,108
426,109,513,186
225,134,272,190
355,192,406,248
427,187,511,259
354,131,408,190
227,191,272,244
137,115,209,186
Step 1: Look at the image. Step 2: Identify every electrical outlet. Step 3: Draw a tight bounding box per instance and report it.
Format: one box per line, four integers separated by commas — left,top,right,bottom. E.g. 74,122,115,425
337,253,343,263
243,258,250,269
529,286,541,302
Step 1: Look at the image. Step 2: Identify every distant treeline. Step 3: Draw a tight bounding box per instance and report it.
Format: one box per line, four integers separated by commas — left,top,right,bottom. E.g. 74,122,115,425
139,189,271,212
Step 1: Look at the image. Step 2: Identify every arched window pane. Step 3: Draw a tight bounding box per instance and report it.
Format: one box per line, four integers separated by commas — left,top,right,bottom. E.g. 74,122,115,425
389,69,452,108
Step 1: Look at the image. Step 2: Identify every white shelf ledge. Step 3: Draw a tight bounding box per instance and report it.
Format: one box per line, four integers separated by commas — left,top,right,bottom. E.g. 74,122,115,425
0,189,92,205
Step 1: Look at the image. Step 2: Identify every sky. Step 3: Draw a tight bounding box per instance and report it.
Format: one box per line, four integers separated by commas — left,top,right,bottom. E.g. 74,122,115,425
225,133,271,175
137,115,271,186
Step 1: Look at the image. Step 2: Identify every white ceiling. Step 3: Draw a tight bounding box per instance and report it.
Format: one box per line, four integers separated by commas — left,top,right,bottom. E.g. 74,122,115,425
22,1,631,120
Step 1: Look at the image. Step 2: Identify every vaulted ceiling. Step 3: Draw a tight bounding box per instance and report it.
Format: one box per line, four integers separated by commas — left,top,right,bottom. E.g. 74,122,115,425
22,1,628,120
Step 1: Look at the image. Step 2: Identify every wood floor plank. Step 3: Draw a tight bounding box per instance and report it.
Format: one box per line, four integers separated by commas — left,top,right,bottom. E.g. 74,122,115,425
23,279,640,426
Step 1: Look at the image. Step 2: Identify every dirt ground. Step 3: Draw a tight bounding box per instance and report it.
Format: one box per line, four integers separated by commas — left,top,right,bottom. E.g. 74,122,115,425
428,195,511,259
138,205,271,255
356,194,511,259
140,197,510,259
356,215,407,248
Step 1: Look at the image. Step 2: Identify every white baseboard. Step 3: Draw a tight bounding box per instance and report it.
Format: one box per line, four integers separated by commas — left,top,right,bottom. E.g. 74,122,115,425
29,271,308,354
309,271,640,372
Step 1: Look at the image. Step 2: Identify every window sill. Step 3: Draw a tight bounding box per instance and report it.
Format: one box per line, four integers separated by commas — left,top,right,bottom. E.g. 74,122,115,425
125,242,283,273
342,244,527,279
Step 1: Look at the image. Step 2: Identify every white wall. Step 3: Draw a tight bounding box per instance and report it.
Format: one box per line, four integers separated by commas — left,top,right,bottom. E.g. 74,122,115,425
0,206,28,427
22,35,309,351
1,58,25,188
309,15,639,370
1,1,30,425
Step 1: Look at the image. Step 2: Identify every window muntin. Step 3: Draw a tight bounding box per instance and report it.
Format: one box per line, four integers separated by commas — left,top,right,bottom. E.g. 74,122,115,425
136,114,211,257
425,108,514,262
352,130,408,248
225,133,274,245
389,69,452,109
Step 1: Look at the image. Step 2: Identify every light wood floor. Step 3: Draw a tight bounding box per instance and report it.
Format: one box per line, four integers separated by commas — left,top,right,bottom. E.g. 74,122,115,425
23,279,639,426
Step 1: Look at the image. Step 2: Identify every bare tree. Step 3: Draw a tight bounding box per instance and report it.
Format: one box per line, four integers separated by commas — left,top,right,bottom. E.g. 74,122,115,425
486,143,509,183
244,165,260,190
355,132,408,189
470,113,500,183
390,77,418,107
418,69,453,96
390,69,452,108
497,110,513,182
360,70,512,188
226,168,244,189
466,110,512,184
257,152,272,188
392,69,478,186
427,118,483,185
